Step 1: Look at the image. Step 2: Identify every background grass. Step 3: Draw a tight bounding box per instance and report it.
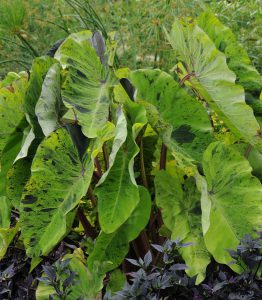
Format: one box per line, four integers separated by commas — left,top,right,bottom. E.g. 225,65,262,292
0,0,261,78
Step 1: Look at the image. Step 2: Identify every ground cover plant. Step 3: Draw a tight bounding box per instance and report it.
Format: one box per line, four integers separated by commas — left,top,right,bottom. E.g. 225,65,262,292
0,4,261,300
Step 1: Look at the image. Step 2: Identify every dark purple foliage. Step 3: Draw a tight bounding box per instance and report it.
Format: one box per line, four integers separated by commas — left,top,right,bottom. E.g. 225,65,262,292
112,234,262,300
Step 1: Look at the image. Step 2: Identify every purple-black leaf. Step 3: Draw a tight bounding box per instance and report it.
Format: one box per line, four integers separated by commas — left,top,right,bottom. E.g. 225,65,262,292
143,251,152,267
126,258,141,267
42,265,56,282
169,263,188,271
151,244,164,253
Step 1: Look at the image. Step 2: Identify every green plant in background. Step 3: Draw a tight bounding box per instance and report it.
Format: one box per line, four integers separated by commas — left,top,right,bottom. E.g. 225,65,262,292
91,0,206,70
0,0,73,77
0,2,261,300
0,1,261,76
0,0,35,70
204,0,262,73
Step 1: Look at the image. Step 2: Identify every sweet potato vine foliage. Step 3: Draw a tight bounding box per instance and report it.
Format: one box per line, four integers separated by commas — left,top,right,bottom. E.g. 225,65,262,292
0,12,261,299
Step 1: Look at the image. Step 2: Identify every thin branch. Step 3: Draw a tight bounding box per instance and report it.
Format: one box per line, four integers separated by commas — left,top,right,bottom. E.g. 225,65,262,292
140,139,148,188
77,208,96,239
132,230,150,259
135,126,148,188
87,185,97,206
160,143,167,170
179,71,196,86
149,209,159,244
93,170,101,182
95,157,103,177
103,143,109,170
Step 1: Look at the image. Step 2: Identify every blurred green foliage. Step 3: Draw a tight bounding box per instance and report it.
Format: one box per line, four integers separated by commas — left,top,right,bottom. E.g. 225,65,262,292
0,0,74,77
0,0,261,77
205,0,261,73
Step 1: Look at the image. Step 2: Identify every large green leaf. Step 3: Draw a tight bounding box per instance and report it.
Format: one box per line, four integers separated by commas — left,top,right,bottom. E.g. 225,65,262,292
138,99,197,175
0,75,27,167
201,142,262,265
130,69,213,161
88,186,151,273
15,57,56,164
95,136,140,233
115,72,196,173
0,196,10,231
0,130,27,259
229,143,262,182
55,31,111,138
197,12,262,94
89,121,116,162
123,99,148,184
0,131,26,194
166,20,262,150
96,103,147,233
197,12,262,128
0,222,19,260
155,170,210,283
24,56,57,137
14,126,35,162
20,128,93,257
6,158,31,209
35,63,65,136
106,269,126,295
0,130,28,227
97,106,127,185
112,85,149,179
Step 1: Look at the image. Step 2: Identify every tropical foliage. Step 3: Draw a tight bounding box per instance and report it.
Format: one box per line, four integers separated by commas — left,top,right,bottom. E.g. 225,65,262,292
0,6,261,300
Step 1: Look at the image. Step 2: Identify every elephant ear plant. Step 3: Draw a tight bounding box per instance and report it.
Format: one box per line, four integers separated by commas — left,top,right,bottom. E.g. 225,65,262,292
0,12,261,299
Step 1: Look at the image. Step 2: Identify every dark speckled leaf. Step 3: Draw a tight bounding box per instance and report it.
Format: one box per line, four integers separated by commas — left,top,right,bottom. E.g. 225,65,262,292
55,31,110,138
155,170,210,283
0,74,28,168
137,100,196,173
6,158,31,210
200,142,262,266
0,130,28,227
130,69,213,161
20,128,93,257
0,223,19,260
0,124,29,258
